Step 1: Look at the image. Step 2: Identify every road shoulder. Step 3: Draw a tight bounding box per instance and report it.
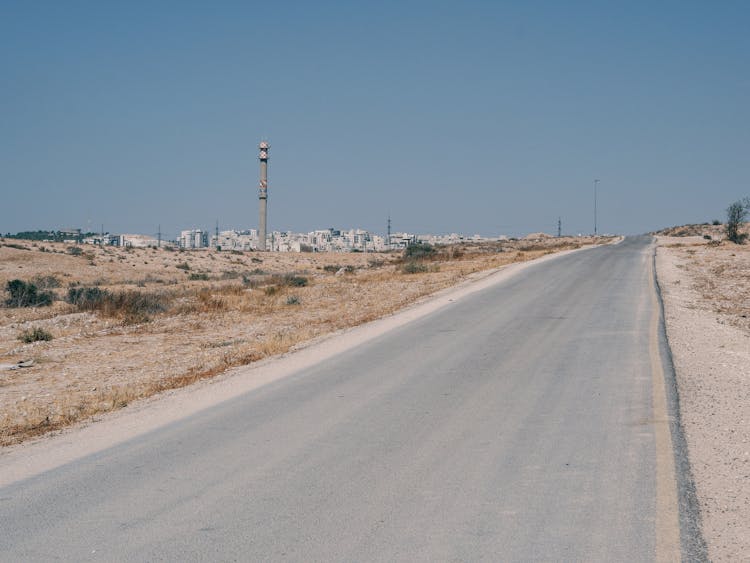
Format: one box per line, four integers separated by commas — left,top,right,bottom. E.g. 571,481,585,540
656,236,750,561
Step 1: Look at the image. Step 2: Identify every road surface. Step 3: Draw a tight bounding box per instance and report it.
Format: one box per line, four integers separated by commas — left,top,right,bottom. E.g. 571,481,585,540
0,237,703,561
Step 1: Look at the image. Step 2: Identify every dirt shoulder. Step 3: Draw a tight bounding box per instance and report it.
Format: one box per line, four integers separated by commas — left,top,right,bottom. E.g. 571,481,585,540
0,236,608,447
656,231,750,562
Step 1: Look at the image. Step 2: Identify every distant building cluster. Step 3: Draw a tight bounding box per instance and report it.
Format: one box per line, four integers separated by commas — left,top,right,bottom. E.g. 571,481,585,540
210,228,500,252
208,227,394,252
77,226,504,252
39,140,515,253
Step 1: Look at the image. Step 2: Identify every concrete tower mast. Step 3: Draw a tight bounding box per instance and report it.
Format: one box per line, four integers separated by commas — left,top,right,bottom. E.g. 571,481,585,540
258,141,270,251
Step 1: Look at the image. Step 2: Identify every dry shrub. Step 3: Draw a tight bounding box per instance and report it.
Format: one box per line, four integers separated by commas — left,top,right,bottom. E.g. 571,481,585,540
32,275,62,289
196,289,227,312
402,261,428,274
67,287,170,322
174,284,252,315
18,327,53,342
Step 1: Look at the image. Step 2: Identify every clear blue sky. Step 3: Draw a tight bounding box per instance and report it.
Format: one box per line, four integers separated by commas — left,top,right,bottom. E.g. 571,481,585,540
2,1,748,239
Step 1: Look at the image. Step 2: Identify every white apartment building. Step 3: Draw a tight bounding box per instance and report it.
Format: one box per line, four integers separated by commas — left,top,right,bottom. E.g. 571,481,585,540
179,229,209,249
212,230,258,251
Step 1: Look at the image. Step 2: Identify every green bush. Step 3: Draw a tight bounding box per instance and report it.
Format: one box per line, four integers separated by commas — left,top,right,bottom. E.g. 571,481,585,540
4,280,54,307
66,246,83,256
286,295,300,305
188,273,210,281
19,327,53,343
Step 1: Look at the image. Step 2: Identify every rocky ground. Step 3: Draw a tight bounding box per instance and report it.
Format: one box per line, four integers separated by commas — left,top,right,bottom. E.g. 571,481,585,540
656,223,750,562
0,235,602,446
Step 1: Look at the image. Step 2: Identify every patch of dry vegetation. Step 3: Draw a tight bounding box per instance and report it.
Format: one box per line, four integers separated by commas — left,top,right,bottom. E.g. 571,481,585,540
657,224,750,332
0,236,607,445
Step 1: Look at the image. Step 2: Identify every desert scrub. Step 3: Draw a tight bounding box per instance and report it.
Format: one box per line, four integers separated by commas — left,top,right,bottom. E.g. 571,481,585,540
189,273,210,281
4,279,55,307
32,275,62,289
264,285,280,296
401,261,428,274
286,295,300,305
66,287,110,309
324,265,356,273
67,287,169,322
196,289,227,312
18,327,53,343
176,261,191,271
404,242,436,260
281,274,308,287
323,264,343,272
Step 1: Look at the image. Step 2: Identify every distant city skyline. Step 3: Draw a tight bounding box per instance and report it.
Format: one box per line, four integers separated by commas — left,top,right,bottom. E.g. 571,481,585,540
2,2,749,237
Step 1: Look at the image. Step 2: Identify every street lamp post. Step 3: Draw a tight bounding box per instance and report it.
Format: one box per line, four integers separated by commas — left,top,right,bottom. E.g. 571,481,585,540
594,179,600,236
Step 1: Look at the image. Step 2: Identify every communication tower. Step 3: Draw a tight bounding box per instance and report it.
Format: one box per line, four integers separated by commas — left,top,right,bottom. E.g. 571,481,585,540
258,141,269,251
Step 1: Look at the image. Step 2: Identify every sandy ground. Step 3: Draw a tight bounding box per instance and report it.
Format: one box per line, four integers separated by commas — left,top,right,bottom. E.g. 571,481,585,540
656,229,750,562
0,236,604,446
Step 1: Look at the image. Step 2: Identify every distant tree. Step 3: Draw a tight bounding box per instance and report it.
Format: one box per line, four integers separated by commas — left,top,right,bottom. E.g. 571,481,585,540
725,198,749,244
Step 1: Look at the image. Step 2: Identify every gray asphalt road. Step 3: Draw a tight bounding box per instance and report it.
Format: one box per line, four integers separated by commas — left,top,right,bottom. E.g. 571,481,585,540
0,237,693,561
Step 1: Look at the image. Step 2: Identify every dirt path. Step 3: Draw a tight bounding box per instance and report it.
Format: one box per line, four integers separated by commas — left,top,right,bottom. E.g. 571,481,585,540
656,233,750,561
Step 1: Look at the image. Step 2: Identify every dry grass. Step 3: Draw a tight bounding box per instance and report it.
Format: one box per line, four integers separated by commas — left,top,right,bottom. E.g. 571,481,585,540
657,224,750,332
0,236,607,445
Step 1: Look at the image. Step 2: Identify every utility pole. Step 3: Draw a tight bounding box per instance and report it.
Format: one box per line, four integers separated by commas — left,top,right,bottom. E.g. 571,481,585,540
157,225,161,248
215,219,219,250
557,217,562,238
594,179,600,236
387,215,391,250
